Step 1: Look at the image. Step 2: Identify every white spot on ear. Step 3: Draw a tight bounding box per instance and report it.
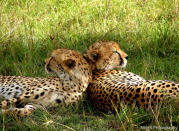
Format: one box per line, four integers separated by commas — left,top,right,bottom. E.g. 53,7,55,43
45,67,50,74
121,59,127,68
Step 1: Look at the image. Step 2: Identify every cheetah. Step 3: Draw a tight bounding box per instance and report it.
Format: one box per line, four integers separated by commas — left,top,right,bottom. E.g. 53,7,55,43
84,41,128,70
0,41,139,117
0,49,92,116
1,41,178,116
83,41,145,83
83,41,179,113
87,71,179,112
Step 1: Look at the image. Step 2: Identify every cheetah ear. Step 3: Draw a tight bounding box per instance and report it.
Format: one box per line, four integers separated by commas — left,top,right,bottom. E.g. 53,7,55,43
45,57,53,73
64,59,76,69
90,52,99,62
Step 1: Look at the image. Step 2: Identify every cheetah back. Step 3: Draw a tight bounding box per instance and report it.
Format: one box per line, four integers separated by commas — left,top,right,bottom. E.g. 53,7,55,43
87,71,179,112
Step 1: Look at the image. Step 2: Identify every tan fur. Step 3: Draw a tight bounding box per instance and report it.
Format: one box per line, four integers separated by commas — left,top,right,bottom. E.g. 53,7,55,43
84,41,179,113
0,49,92,116
1,41,178,116
84,41,128,71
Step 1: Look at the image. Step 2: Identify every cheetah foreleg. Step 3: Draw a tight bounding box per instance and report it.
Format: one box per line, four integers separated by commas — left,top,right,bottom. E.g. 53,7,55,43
1,104,36,117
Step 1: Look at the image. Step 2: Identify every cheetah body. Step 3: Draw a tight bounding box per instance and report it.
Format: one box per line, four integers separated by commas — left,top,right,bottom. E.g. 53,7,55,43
0,49,92,116
1,41,178,116
88,70,179,112
0,76,78,107
84,41,179,112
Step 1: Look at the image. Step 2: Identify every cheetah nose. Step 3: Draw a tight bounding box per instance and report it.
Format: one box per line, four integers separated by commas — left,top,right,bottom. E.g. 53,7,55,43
125,56,128,60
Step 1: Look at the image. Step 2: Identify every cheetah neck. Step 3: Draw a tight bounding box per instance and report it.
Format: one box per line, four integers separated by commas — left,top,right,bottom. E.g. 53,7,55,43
56,71,90,92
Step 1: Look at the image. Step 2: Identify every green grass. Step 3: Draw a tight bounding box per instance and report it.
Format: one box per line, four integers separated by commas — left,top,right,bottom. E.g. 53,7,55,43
0,0,179,130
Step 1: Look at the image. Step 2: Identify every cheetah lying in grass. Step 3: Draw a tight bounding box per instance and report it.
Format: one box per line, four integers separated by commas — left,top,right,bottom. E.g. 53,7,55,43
0,41,178,116
0,41,142,116
41,41,178,113
0,49,92,116
84,41,179,113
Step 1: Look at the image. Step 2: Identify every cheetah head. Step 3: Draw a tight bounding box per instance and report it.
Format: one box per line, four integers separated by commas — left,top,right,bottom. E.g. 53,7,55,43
45,49,92,88
84,41,128,71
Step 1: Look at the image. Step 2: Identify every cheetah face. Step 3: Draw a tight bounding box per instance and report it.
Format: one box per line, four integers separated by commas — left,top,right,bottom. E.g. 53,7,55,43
45,48,92,85
84,41,128,71
45,49,78,78
45,56,75,76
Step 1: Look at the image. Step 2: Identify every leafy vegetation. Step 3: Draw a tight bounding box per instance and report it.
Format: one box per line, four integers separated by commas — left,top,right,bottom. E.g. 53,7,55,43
0,0,178,130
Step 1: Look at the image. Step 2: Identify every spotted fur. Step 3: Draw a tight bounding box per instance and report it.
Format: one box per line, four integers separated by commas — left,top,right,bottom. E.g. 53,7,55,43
84,41,129,70
88,71,179,112
0,49,92,116
84,41,179,113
